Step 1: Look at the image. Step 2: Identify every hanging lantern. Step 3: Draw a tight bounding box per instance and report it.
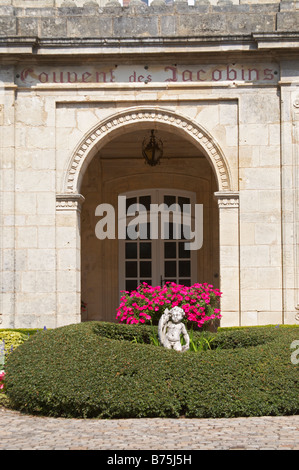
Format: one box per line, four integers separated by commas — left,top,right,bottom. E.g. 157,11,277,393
142,129,163,166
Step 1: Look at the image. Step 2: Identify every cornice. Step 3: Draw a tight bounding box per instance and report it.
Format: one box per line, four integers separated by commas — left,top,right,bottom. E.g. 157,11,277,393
2,32,299,58
56,193,85,212
214,191,239,209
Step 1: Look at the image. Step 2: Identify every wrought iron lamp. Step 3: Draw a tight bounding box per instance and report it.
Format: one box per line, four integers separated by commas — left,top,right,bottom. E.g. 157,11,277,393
142,129,163,166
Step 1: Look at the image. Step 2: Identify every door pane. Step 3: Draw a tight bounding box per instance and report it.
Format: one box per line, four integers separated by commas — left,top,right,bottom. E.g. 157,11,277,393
139,195,151,211
179,241,190,259
164,195,176,207
179,260,190,277
125,261,137,278
140,261,151,277
165,261,176,277
126,197,137,212
164,241,176,259
139,222,151,240
181,224,191,240
179,279,191,287
126,279,138,292
140,242,151,259
163,222,179,240
125,242,137,259
178,196,190,212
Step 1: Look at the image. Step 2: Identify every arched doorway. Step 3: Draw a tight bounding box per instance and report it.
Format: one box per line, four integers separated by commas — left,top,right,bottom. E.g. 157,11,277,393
56,107,239,327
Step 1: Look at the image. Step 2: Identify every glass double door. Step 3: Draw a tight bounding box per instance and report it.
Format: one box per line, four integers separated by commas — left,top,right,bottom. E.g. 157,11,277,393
119,189,197,292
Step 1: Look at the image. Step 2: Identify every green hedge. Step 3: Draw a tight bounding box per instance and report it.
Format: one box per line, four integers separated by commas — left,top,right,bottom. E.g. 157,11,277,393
5,322,299,419
92,321,277,350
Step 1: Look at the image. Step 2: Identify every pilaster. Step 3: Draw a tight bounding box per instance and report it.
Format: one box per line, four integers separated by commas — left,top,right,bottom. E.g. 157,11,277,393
214,191,240,326
55,193,85,326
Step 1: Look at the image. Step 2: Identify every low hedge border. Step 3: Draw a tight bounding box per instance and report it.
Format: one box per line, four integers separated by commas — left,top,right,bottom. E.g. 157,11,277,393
4,321,299,419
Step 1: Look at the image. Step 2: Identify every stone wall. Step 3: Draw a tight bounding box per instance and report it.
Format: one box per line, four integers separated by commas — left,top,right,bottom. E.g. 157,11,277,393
0,1,299,38
0,0,292,6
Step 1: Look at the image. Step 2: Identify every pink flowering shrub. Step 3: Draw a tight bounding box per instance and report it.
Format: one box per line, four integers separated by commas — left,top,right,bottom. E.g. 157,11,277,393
116,282,222,329
0,370,5,392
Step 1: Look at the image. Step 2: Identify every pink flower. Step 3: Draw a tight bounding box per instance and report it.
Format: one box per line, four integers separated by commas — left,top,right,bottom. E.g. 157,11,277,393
0,370,5,391
116,282,222,328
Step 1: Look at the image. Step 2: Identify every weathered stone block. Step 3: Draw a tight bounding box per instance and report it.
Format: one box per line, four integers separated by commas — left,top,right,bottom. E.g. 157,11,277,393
67,16,113,37
27,249,56,271
58,6,86,15
160,15,176,36
0,16,17,35
15,192,36,215
277,11,299,30
279,1,299,11
0,6,14,15
113,15,158,37
24,7,56,17
228,13,275,33
243,290,272,312
38,226,56,248
241,246,271,268
17,17,39,35
178,13,226,34
40,17,67,37
16,227,38,248
249,3,279,12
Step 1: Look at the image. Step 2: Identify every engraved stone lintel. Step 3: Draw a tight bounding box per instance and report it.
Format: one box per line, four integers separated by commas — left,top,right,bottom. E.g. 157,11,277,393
214,191,239,208
56,194,85,212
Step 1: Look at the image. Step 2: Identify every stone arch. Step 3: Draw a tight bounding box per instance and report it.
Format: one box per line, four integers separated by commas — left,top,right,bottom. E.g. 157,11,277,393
62,106,233,194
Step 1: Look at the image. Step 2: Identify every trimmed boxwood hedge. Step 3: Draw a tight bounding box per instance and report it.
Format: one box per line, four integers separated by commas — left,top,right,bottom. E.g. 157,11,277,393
4,321,299,419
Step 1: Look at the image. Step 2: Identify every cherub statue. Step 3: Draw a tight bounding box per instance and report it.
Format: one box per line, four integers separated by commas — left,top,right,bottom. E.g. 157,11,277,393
158,306,190,352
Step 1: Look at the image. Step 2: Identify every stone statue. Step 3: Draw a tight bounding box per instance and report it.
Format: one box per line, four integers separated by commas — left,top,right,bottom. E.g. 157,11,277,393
158,306,190,352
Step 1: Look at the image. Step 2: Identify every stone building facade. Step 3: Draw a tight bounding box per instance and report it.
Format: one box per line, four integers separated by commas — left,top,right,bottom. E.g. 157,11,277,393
0,0,299,328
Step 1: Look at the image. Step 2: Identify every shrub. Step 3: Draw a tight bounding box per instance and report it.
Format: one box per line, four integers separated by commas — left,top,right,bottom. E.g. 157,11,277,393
5,322,299,419
0,328,46,337
0,331,29,370
93,321,156,344
211,328,276,350
116,282,222,328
